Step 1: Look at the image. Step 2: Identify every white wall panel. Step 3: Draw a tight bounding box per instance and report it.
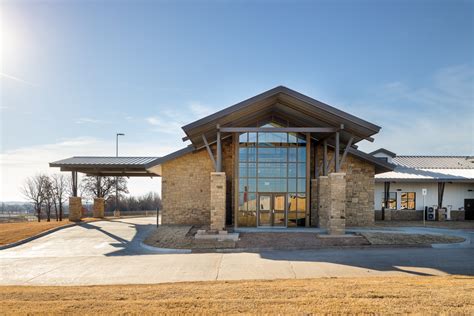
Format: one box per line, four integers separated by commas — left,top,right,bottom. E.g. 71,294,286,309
374,182,474,210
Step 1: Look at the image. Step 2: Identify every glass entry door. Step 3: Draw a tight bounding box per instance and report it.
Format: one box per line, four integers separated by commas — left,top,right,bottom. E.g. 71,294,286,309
258,194,286,227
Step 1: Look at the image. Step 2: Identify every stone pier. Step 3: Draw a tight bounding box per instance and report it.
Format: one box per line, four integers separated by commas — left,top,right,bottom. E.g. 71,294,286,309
318,173,347,235
310,179,319,227
318,176,330,229
210,172,226,231
69,197,82,222
93,198,105,218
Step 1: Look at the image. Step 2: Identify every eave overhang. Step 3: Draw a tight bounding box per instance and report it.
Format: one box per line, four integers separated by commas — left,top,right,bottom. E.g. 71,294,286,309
181,86,381,148
49,157,162,177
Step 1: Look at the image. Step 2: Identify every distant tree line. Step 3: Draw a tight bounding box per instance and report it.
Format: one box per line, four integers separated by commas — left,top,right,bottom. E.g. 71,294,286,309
105,192,162,213
21,174,161,221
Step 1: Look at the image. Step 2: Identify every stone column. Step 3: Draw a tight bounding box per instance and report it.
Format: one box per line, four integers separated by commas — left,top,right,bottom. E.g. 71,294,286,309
93,198,105,218
327,173,346,235
69,197,82,222
318,173,347,235
318,176,329,229
210,172,226,231
310,179,319,227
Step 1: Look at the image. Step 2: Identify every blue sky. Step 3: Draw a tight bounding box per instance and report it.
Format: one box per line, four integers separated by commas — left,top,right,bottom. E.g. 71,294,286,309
1,0,473,201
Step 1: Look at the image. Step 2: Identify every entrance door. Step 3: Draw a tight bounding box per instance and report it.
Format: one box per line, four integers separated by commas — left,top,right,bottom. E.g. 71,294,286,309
258,194,287,227
465,199,474,220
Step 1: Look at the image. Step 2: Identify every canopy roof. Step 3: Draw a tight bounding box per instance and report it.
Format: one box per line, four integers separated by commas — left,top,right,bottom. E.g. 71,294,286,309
49,157,161,177
182,86,381,149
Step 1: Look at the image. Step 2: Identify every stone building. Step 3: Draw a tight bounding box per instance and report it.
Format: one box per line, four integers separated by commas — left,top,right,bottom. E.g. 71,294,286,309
51,86,395,231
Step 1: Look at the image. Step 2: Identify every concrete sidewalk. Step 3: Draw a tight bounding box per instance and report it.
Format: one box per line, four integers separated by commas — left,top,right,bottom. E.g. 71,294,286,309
1,217,473,286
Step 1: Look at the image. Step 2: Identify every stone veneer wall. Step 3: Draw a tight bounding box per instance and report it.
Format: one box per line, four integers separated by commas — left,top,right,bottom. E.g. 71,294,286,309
161,138,234,226
317,176,329,228
161,139,375,227
314,146,375,227
310,179,319,227
210,172,226,231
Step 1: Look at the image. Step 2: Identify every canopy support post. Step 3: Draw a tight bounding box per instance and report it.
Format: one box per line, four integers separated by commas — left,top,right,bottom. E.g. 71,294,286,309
71,171,78,197
216,124,222,172
335,131,340,172
323,139,328,176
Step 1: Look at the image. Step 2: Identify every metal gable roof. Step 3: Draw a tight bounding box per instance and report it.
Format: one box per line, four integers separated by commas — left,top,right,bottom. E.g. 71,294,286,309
392,156,474,169
369,148,397,158
375,155,474,182
50,157,161,168
181,86,382,148
49,156,163,177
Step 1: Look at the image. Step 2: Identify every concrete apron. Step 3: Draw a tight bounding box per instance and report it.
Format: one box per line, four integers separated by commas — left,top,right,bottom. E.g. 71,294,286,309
1,218,473,286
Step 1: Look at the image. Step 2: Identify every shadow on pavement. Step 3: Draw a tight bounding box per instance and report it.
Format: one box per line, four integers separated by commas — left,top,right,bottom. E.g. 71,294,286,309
257,247,474,276
78,220,157,256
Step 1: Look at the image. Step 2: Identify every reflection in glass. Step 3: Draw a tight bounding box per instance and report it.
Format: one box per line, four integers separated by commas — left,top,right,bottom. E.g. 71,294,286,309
297,179,306,192
258,147,288,162
258,163,287,178
258,178,287,192
258,132,288,144
248,163,257,177
288,163,297,177
288,179,297,192
237,127,307,228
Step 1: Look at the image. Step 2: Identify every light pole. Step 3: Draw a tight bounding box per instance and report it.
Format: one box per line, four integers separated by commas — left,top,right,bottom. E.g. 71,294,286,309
115,133,125,217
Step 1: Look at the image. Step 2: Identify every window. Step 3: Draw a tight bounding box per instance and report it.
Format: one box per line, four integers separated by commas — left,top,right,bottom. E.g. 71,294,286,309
400,192,416,210
382,192,397,209
237,124,307,227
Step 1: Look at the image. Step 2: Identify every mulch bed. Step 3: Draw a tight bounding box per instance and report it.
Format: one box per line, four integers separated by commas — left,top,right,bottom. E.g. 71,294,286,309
360,232,465,245
236,232,369,249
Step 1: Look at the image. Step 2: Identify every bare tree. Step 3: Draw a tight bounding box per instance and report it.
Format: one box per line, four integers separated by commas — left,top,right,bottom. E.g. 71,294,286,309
51,174,70,221
21,174,48,222
43,178,54,222
81,176,128,201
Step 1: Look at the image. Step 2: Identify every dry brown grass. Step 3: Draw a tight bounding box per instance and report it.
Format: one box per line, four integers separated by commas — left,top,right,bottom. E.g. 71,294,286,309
1,276,473,315
0,218,97,246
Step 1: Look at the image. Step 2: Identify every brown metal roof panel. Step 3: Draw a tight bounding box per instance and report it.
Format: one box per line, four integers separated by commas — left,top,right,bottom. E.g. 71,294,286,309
49,157,161,168
182,86,381,139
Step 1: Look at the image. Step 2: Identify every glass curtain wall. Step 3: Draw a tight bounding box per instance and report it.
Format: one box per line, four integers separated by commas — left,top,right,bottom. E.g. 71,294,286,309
237,126,307,227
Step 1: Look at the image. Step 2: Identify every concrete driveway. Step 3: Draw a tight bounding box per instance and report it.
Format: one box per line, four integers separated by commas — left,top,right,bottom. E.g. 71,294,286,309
1,217,473,286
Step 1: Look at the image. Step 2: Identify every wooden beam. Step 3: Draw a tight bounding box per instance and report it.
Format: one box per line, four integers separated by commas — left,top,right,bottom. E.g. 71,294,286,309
220,127,339,133
340,136,354,168
202,134,217,171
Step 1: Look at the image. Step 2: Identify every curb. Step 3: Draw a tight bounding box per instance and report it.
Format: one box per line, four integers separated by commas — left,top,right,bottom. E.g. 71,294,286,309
0,220,102,251
139,241,192,254
0,223,77,250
